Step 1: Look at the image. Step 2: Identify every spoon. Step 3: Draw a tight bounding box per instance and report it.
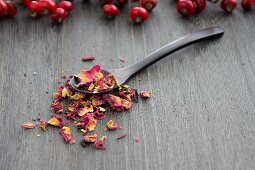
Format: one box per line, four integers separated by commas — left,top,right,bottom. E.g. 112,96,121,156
70,26,224,94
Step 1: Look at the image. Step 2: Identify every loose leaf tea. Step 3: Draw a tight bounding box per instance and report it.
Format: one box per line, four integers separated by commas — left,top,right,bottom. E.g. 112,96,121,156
21,65,151,149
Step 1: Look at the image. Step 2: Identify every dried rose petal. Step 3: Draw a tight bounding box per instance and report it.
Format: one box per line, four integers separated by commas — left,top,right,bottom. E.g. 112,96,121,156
116,133,127,140
66,111,77,120
62,87,71,98
47,115,64,127
61,73,67,79
119,86,138,102
104,94,122,109
134,138,141,142
75,71,93,87
90,95,107,107
67,102,78,112
119,57,125,62
75,65,103,88
77,102,94,116
139,91,152,98
59,126,75,144
51,100,64,114
82,56,95,61
85,119,97,132
84,133,98,143
75,113,97,132
87,83,95,91
105,74,118,87
90,65,104,81
20,122,36,129
104,94,132,112
93,79,107,92
121,99,132,110
53,86,64,100
93,108,105,120
74,65,118,93
70,92,85,100
39,121,48,131
94,136,106,149
106,120,120,131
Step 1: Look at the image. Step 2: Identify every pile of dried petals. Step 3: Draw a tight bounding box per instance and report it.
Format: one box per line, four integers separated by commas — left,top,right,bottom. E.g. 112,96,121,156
21,65,152,150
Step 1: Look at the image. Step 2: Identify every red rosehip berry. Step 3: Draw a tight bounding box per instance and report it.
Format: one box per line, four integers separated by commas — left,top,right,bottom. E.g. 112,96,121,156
5,1,17,17
27,1,42,17
220,0,237,12
102,4,119,18
57,1,73,13
0,0,8,17
241,0,255,10
51,7,67,23
176,0,196,17
38,0,57,15
142,0,157,12
129,7,149,23
191,0,206,13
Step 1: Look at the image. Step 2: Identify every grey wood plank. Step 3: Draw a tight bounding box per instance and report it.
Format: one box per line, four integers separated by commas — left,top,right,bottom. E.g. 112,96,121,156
0,1,255,170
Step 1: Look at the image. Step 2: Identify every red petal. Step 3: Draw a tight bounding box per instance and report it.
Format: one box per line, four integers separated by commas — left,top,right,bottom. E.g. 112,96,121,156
20,122,35,129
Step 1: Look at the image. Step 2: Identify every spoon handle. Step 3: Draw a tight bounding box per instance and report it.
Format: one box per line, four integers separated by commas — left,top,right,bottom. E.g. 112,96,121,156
125,26,224,76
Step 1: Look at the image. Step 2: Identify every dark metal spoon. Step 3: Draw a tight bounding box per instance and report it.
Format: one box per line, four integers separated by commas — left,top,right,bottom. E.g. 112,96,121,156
70,26,224,94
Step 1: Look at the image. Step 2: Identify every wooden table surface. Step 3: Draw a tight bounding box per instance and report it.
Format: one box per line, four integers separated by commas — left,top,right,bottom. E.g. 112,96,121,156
1,1,255,170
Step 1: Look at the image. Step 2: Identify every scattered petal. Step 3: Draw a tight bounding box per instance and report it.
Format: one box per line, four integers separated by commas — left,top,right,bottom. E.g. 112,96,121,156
59,126,75,144
116,133,127,140
82,56,95,61
104,94,132,111
77,102,94,116
134,138,141,142
39,121,48,131
51,100,64,114
94,136,106,149
139,91,152,98
20,122,36,129
119,57,125,62
85,119,97,132
47,115,64,127
84,133,98,143
106,120,120,131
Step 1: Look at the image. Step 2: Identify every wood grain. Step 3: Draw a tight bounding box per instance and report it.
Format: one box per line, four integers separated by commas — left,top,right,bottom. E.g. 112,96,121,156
0,1,255,170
